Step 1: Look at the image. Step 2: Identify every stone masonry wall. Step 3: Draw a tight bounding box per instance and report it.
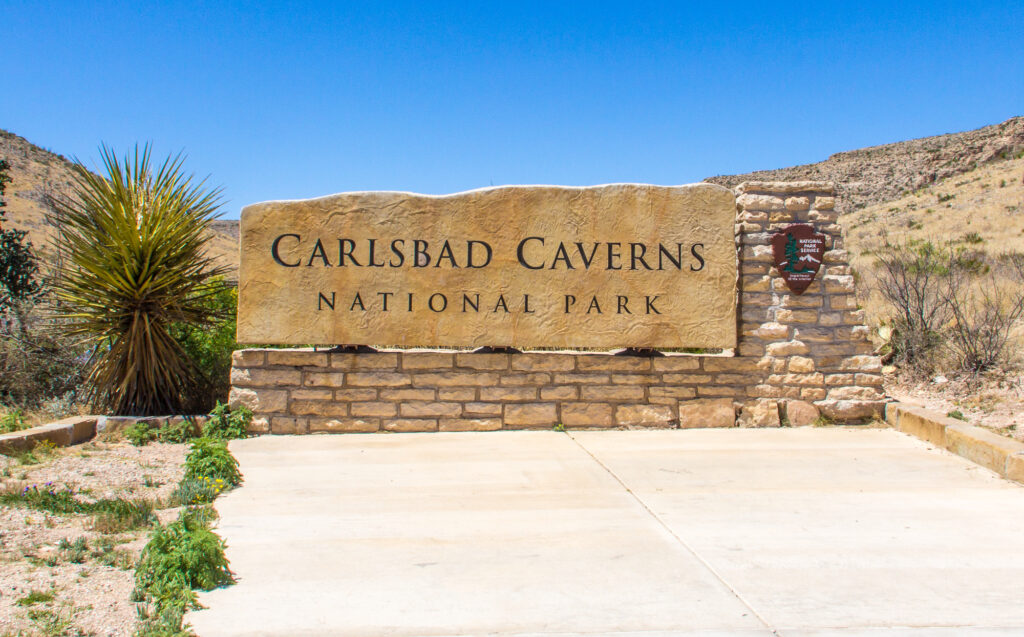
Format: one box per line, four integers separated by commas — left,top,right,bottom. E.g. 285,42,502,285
229,181,886,434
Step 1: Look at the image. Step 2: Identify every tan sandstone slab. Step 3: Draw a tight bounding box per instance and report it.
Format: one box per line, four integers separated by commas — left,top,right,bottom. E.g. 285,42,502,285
237,184,738,348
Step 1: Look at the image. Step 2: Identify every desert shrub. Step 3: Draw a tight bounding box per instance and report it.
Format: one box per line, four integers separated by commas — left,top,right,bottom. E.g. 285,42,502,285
203,402,251,440
182,437,241,487
872,239,952,373
873,239,1024,375
49,145,229,416
942,255,1024,373
0,159,88,409
0,322,89,408
169,281,238,412
36,391,84,421
0,159,44,328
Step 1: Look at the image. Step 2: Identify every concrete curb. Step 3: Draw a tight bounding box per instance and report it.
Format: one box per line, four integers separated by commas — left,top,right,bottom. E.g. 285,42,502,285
885,402,1024,484
0,417,98,454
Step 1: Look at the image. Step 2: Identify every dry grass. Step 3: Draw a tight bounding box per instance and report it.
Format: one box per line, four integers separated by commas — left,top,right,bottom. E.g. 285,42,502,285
843,156,1024,326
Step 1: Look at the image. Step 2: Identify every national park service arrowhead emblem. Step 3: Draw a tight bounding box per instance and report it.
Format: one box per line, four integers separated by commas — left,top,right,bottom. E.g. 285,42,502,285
771,224,826,295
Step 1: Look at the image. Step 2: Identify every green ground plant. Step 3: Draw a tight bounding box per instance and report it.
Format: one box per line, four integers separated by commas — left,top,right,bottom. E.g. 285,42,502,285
157,419,202,444
0,483,155,532
92,498,156,534
126,402,249,448
26,605,74,635
182,437,241,486
58,537,90,563
86,535,137,569
171,475,228,506
124,422,158,446
11,439,59,465
133,507,234,636
0,406,28,433
133,408,242,635
49,145,230,416
203,402,251,440
125,418,203,446
812,414,836,427
16,589,55,606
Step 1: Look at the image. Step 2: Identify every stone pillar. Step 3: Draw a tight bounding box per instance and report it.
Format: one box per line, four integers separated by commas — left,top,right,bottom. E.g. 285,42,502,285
734,181,884,426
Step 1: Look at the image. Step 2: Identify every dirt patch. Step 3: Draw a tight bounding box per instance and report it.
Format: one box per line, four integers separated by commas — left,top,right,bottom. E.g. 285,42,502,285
886,369,1024,442
0,441,186,636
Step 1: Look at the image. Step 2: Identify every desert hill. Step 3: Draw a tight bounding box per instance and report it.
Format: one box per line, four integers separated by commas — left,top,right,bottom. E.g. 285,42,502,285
707,117,1024,213
0,129,240,278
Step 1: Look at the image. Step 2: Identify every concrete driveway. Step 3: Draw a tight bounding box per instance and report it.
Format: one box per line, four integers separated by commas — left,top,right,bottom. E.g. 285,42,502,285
189,428,1024,636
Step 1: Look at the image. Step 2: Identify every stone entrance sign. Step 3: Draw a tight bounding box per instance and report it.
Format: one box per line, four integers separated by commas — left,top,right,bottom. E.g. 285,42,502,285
237,184,738,348
231,182,888,434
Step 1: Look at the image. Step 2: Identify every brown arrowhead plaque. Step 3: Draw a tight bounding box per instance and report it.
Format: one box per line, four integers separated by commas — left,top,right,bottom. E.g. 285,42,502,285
771,224,826,295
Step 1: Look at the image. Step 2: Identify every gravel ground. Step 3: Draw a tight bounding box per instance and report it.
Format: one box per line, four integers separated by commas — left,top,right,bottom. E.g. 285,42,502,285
0,441,187,637
886,369,1024,442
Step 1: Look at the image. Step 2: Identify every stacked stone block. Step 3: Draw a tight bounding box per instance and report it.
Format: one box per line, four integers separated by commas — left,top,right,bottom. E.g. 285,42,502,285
230,181,886,433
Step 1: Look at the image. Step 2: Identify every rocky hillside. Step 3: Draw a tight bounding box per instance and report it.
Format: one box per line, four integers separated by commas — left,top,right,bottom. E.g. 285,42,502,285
0,129,240,277
707,117,1024,212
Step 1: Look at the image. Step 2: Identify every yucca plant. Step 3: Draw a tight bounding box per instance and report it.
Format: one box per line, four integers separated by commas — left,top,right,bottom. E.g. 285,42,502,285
50,146,229,416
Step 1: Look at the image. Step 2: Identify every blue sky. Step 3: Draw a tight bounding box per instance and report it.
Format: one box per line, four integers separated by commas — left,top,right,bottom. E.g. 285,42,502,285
2,1,1022,218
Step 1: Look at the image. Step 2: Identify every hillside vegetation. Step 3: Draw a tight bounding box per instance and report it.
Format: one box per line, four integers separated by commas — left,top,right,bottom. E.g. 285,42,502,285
0,129,239,278
844,155,1024,289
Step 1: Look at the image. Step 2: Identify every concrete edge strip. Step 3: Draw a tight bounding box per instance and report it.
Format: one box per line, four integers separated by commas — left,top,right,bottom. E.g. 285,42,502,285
565,431,780,636
0,417,98,455
885,402,1024,484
